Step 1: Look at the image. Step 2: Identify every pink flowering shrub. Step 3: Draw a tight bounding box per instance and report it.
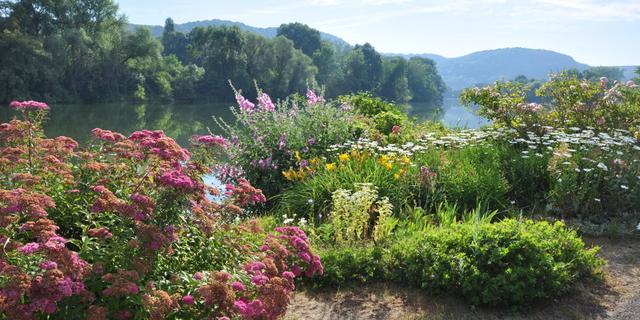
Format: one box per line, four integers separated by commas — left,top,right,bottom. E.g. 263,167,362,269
0,102,321,319
461,73,640,135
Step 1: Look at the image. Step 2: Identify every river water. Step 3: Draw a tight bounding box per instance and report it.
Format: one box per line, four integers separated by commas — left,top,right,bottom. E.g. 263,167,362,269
0,98,487,146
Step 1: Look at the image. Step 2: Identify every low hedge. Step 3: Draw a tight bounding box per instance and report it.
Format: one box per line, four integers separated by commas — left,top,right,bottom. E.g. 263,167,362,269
309,219,603,306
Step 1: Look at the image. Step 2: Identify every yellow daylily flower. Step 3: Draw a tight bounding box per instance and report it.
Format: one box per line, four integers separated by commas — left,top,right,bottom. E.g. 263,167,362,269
325,163,336,171
339,153,350,162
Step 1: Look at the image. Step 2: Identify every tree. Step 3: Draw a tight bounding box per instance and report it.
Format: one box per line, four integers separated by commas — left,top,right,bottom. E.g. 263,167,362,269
379,57,411,102
407,57,445,104
162,17,189,62
188,26,250,99
581,66,625,82
312,41,337,87
339,43,383,94
276,22,322,57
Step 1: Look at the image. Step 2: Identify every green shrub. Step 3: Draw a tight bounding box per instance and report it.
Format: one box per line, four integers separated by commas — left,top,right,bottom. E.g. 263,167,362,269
389,219,603,306
341,92,401,117
373,111,405,134
306,245,386,288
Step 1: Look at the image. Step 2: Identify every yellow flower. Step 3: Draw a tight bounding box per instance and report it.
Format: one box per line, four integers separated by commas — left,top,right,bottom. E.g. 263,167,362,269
339,153,350,162
325,163,336,171
393,173,401,180
384,162,393,170
295,151,301,162
282,169,295,181
378,155,391,165
310,158,320,166
400,156,411,165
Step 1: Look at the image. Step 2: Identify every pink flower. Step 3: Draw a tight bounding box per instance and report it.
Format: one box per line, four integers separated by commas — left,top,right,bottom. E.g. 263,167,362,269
127,283,139,295
257,93,276,111
251,274,269,286
43,236,67,251
192,135,229,148
278,134,287,150
92,128,126,142
236,95,255,112
182,295,195,305
291,265,302,277
39,261,58,270
235,299,265,317
17,242,40,254
282,271,295,280
192,272,204,281
306,90,325,106
299,252,311,263
231,281,246,292
9,100,49,110
244,261,266,273
88,227,113,240
159,169,195,190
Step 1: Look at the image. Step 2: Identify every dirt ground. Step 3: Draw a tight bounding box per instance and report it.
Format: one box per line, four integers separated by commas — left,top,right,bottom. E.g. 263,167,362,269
285,236,640,320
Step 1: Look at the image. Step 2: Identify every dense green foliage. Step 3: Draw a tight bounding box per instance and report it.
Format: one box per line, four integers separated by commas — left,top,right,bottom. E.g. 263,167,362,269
310,214,603,307
0,1,446,104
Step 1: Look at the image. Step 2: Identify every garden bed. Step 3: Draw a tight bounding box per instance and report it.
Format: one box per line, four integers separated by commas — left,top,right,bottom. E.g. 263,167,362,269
285,236,640,320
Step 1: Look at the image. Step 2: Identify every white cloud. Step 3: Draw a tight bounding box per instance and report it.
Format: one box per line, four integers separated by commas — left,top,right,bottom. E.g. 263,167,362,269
534,0,640,20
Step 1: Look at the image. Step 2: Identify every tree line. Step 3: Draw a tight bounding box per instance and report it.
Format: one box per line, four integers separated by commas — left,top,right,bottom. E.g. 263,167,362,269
0,0,445,105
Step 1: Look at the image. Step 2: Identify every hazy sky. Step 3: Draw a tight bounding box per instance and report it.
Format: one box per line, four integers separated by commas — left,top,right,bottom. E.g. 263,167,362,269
115,0,640,66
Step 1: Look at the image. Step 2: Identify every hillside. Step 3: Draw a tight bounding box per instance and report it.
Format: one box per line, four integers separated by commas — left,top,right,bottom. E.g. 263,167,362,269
393,48,590,91
129,19,350,49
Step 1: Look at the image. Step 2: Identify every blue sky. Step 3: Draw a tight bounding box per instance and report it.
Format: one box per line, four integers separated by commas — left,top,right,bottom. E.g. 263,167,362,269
115,0,640,66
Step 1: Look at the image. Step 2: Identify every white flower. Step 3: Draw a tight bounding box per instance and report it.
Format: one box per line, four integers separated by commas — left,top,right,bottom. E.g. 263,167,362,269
594,198,601,202
597,163,608,171
621,185,629,190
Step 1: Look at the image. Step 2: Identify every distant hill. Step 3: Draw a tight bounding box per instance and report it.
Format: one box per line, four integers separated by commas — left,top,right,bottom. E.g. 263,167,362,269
390,48,592,91
129,19,351,48
619,66,639,81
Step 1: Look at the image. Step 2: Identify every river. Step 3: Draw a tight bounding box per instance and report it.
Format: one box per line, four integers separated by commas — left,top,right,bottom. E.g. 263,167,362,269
0,98,487,146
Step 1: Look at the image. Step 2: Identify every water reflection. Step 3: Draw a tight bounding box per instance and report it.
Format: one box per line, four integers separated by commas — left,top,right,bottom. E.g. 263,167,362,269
0,98,488,146
0,102,236,146
407,97,490,129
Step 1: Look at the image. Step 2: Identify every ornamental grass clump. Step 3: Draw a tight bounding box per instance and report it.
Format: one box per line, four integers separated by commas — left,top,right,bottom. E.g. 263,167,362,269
0,101,322,319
